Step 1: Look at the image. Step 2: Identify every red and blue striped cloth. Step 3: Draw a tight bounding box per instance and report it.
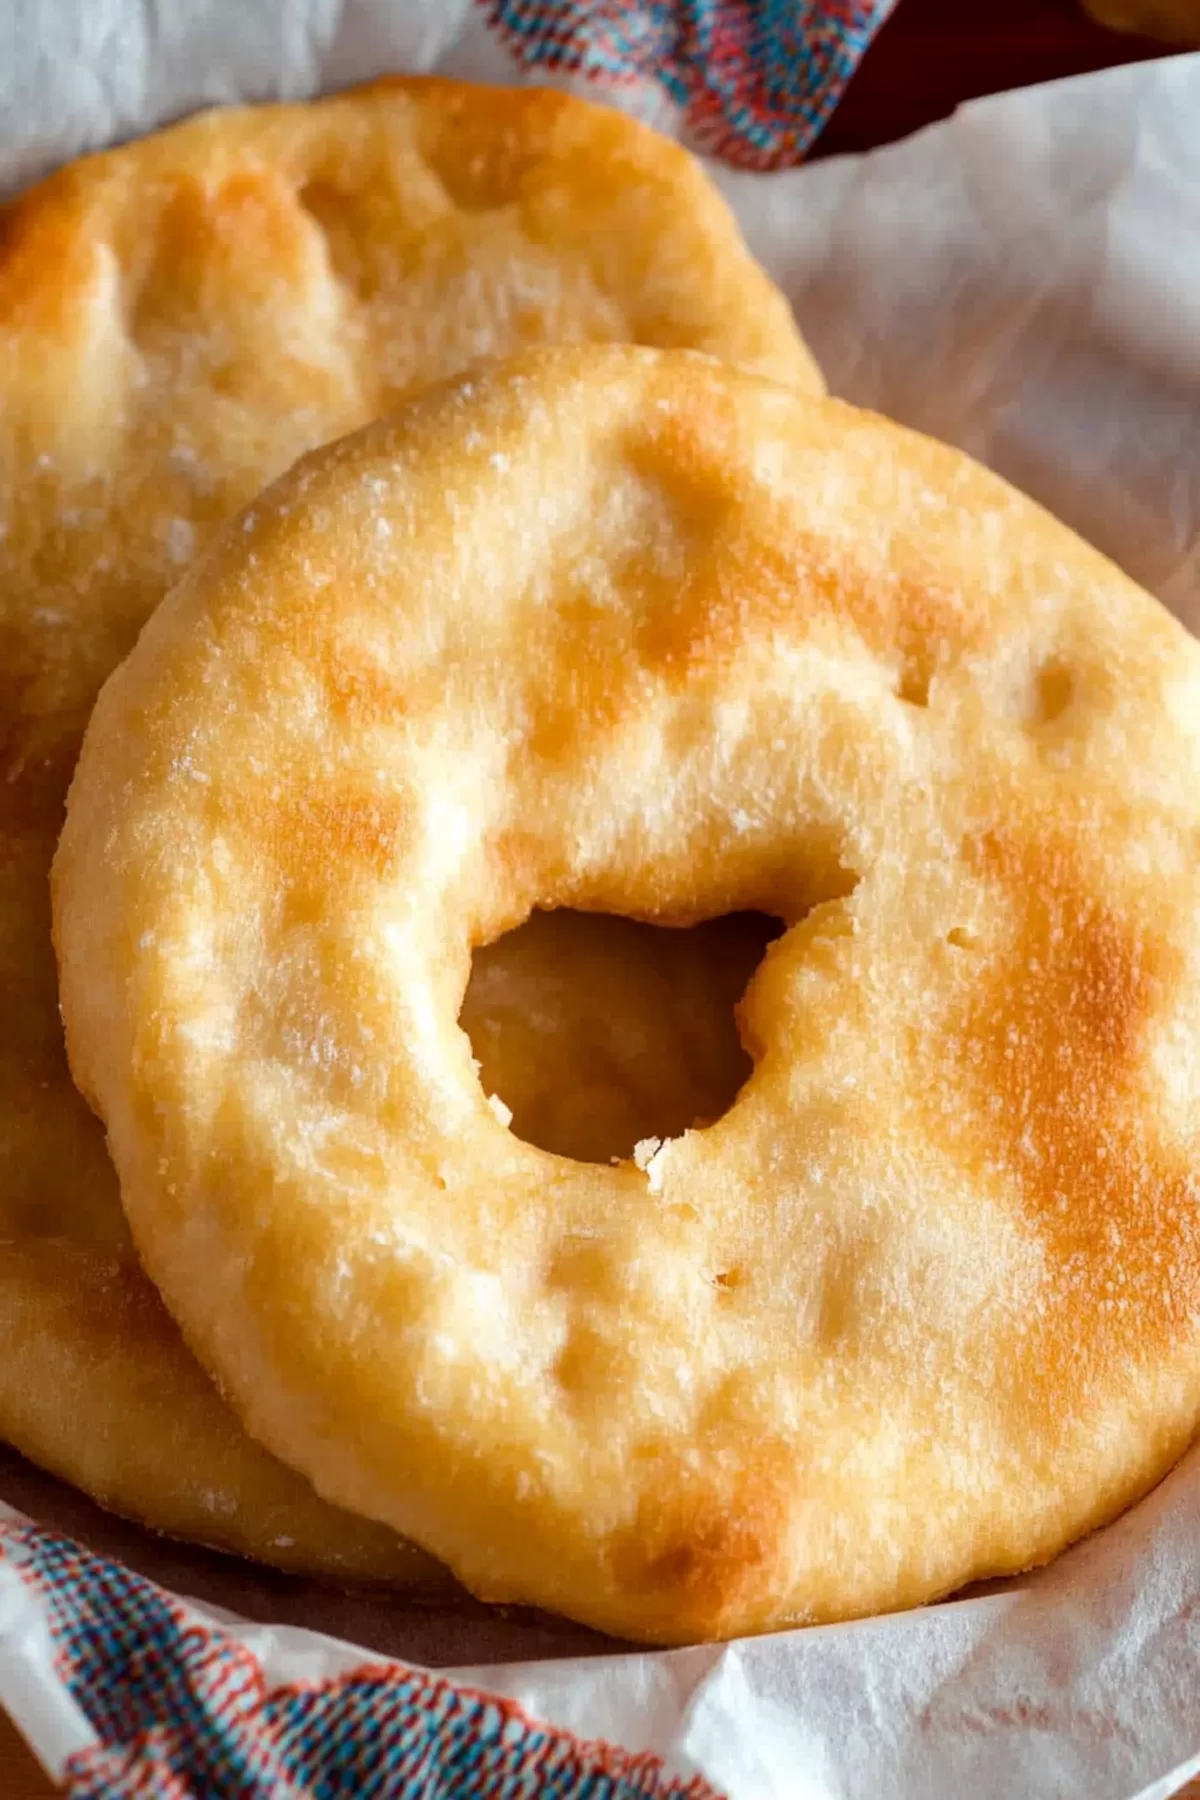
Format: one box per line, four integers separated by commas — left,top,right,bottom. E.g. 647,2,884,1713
482,0,895,166
1,1512,722,1798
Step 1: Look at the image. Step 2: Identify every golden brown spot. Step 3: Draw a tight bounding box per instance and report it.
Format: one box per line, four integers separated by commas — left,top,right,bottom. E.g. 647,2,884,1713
942,823,1200,1392
630,487,980,686
896,661,931,708
409,80,567,210
525,585,643,766
325,648,408,727
626,387,743,529
193,169,315,268
129,170,318,347
292,172,405,303
279,787,404,878
0,183,95,332
613,1442,792,1637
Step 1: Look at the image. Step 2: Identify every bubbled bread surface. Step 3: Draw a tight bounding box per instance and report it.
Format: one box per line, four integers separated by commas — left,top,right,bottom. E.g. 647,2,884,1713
55,347,1200,1641
1,80,813,1574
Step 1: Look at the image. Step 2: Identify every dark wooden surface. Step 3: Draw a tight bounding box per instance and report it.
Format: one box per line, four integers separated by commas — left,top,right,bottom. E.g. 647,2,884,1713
814,0,1173,159
0,1717,50,1800
1,4,1191,1794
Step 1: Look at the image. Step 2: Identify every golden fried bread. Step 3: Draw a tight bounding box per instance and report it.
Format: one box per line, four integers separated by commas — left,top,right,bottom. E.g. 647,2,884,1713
57,346,1200,1642
1,80,815,1571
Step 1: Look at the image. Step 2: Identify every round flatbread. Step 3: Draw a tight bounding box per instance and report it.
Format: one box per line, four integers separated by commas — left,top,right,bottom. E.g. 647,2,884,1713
0,79,816,1574
56,347,1200,1642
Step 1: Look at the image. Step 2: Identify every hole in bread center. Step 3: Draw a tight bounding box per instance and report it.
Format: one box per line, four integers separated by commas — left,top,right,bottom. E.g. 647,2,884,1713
459,910,782,1165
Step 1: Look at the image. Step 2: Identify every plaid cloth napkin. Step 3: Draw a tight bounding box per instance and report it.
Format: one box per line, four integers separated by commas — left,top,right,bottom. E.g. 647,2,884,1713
0,1512,721,1797
480,0,895,166
0,3,893,1794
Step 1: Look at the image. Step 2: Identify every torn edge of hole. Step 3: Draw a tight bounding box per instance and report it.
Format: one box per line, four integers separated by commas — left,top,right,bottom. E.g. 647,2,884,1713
486,1092,513,1127
633,1135,670,1192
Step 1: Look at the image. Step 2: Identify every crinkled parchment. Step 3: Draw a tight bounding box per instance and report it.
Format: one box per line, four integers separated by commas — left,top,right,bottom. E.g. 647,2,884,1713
0,17,1198,1796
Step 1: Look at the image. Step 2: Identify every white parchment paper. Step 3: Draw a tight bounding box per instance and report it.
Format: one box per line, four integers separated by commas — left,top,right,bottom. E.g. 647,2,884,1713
718,52,1200,636
1,12,1199,1797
